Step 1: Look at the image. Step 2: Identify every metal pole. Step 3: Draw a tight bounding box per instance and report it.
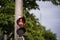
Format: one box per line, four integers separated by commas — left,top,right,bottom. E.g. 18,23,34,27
4,34,7,40
14,0,23,40
4,31,7,40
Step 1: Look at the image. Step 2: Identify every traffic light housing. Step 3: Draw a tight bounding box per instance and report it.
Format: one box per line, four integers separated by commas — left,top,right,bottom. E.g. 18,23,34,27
17,17,25,27
17,28,26,37
16,16,26,37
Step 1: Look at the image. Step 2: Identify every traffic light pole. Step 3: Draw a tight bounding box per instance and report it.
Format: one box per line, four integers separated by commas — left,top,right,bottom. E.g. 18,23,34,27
15,0,23,40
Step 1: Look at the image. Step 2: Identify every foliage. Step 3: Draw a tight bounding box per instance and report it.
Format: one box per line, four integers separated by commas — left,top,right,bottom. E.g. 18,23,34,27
42,0,60,5
0,0,58,40
0,13,14,34
23,10,45,40
42,30,57,40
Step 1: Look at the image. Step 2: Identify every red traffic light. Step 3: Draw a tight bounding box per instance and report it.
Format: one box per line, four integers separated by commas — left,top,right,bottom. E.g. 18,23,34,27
17,17,25,27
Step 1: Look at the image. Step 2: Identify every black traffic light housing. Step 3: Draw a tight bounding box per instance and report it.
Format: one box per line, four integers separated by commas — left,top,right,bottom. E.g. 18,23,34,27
17,28,26,37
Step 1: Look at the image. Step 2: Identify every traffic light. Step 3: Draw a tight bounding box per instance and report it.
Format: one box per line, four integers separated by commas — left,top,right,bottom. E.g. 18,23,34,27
16,16,26,37
17,28,26,37
17,17,25,27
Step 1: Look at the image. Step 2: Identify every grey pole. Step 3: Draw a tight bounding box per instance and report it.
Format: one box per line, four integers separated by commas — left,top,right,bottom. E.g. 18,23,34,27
4,34,7,40
15,0,23,40
4,31,7,40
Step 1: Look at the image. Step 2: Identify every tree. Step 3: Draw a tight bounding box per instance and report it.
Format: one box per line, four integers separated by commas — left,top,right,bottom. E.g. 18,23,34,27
42,0,60,5
42,30,57,40
0,0,58,40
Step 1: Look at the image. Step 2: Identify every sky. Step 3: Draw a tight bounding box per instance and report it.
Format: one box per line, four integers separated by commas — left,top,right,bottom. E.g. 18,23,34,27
29,1,60,40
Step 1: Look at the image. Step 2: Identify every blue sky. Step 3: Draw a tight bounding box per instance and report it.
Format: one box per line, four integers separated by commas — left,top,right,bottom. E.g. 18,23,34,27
30,1,60,40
